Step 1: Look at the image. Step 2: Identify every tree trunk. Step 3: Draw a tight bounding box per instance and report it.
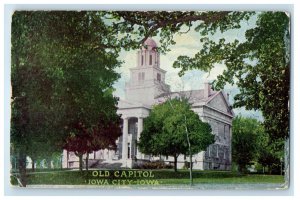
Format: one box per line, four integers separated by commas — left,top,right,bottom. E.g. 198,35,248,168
238,164,246,174
85,153,89,171
31,158,35,172
174,154,178,172
268,165,272,175
61,155,63,170
184,114,193,186
189,153,193,186
18,151,27,187
79,154,83,171
47,158,52,169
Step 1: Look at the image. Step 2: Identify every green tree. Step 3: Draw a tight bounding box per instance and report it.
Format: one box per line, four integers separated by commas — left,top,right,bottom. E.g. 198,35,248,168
232,116,264,173
11,11,122,186
138,99,214,172
11,12,66,184
257,136,284,174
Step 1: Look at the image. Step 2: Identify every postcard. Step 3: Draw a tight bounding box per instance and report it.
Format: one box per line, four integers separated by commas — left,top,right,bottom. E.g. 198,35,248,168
10,10,290,190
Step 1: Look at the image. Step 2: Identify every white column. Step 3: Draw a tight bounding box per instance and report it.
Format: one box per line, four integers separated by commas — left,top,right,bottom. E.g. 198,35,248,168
157,52,160,66
138,51,141,67
144,50,147,67
62,150,68,168
229,125,232,164
122,117,129,161
136,117,143,159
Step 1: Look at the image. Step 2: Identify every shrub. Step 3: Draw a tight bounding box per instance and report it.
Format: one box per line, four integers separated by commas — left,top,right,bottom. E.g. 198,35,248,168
134,161,173,169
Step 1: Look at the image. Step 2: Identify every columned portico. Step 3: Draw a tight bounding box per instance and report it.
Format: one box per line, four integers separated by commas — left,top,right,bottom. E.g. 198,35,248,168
120,115,144,166
117,100,152,167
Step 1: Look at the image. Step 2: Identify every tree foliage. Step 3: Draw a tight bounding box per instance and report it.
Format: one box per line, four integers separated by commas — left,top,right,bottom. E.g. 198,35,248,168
232,116,284,174
138,99,214,171
11,12,68,185
257,135,284,174
63,113,122,171
99,11,250,53
171,12,290,140
232,116,264,173
11,11,122,186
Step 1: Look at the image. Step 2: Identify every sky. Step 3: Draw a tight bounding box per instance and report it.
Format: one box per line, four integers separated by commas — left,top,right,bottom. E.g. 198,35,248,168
112,13,263,120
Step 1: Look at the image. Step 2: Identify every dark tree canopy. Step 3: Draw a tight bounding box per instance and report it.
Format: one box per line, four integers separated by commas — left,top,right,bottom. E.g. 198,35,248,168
257,134,284,174
63,114,122,171
11,11,123,185
232,116,263,173
232,116,284,174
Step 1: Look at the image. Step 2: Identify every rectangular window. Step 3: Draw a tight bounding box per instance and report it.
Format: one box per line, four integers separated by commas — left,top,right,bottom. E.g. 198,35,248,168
128,143,130,159
216,122,220,136
157,73,161,81
141,55,144,66
149,55,152,65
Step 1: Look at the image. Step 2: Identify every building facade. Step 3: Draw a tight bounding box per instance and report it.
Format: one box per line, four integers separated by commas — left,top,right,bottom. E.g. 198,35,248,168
63,38,234,170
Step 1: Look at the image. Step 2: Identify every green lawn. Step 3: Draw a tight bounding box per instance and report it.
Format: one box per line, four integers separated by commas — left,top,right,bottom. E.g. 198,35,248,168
10,169,284,186
160,174,284,184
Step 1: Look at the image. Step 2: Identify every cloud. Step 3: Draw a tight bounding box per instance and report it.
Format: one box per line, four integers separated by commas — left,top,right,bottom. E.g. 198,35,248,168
172,33,202,49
